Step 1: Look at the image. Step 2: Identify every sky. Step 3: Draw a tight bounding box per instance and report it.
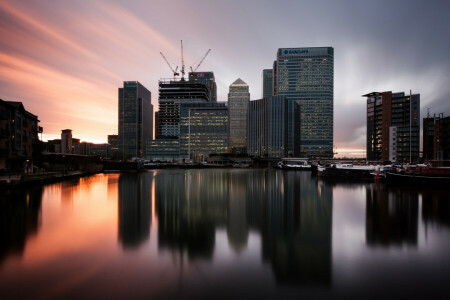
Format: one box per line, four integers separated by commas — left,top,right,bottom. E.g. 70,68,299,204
0,0,449,157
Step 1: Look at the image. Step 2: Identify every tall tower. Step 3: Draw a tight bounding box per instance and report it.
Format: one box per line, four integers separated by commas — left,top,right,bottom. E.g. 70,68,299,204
262,69,273,98
275,47,334,157
118,81,153,160
228,78,250,154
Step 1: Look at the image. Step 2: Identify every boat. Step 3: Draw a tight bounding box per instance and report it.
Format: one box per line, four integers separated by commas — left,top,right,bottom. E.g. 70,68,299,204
277,159,311,170
317,164,376,180
386,166,450,186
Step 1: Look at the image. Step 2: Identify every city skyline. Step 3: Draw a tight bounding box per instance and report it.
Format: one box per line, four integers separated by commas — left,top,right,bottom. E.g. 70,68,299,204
0,0,449,157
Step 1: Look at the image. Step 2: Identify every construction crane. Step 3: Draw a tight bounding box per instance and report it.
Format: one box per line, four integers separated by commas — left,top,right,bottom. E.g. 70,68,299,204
160,52,179,78
160,40,211,80
190,49,211,73
180,40,185,80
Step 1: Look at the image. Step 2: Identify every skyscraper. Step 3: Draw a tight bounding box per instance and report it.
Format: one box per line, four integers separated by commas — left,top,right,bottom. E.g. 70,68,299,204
275,47,334,157
189,72,217,102
248,96,289,158
262,69,273,98
147,78,227,160
363,91,420,163
228,78,250,154
118,81,153,160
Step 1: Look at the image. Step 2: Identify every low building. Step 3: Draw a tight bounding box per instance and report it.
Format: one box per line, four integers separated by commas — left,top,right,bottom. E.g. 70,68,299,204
0,99,42,171
146,138,180,161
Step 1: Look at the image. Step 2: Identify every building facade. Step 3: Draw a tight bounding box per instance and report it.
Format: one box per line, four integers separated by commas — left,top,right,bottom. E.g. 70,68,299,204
0,99,41,171
423,114,450,161
262,69,273,98
147,78,227,161
179,103,228,158
364,91,420,163
118,81,153,160
189,72,217,102
228,78,250,154
158,79,210,138
248,96,289,158
275,47,334,157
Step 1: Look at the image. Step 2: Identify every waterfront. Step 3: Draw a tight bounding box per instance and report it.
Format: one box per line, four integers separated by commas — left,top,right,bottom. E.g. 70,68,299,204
1,169,450,299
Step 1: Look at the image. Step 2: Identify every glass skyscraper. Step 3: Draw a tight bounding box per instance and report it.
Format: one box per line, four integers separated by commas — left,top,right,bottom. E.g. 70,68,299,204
228,78,250,154
248,96,288,158
118,81,153,160
262,69,273,98
188,72,217,102
275,47,334,157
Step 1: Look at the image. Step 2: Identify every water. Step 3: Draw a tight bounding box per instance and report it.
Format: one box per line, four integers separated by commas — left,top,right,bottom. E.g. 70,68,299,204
1,169,450,299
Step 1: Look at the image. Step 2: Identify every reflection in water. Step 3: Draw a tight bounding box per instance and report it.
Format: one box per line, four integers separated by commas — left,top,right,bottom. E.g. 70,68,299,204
118,173,152,249
154,170,333,285
0,187,43,264
366,185,418,247
422,190,450,228
155,170,227,260
227,171,249,253
248,171,332,285
1,171,450,298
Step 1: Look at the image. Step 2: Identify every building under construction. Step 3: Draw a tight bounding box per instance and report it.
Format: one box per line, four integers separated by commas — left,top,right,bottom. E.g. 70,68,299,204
148,77,227,160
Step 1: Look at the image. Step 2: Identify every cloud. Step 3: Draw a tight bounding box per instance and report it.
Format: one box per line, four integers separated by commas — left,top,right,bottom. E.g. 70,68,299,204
0,0,449,151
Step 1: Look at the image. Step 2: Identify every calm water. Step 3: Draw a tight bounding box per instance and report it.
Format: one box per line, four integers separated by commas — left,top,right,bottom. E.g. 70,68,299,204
1,169,450,299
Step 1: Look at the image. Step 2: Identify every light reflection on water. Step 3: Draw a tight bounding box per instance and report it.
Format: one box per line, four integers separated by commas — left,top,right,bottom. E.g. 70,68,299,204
0,169,449,299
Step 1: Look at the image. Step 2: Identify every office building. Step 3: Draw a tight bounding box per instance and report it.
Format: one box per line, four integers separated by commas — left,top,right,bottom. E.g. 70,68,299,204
189,72,217,102
179,103,228,158
228,78,250,154
423,114,450,161
108,134,119,157
248,96,289,158
158,79,210,138
272,61,278,96
118,81,153,160
274,47,334,157
363,91,420,163
0,99,42,171
154,112,160,138
262,69,273,98
147,78,227,160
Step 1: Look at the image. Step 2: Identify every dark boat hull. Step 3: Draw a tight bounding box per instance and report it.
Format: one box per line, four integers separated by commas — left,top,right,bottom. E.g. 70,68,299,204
318,167,374,180
386,172,450,187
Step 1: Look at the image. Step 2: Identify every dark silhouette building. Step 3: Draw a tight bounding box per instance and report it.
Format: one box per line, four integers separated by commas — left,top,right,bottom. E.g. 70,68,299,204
118,81,153,160
423,114,450,162
0,99,42,171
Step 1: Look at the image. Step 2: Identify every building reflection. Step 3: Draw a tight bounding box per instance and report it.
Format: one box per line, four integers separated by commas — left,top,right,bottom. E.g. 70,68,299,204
0,187,43,264
153,169,332,285
118,173,152,249
247,171,333,286
155,170,228,260
227,170,249,253
366,185,418,247
421,190,450,228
